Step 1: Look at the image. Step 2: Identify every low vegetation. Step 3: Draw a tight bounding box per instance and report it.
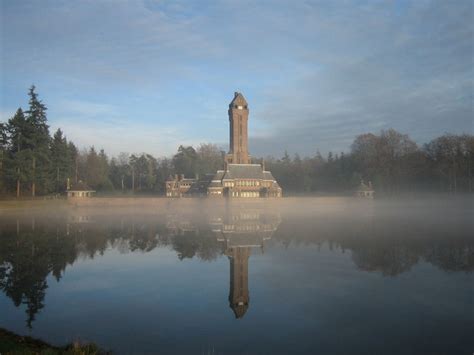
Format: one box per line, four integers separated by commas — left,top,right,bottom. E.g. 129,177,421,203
0,327,105,354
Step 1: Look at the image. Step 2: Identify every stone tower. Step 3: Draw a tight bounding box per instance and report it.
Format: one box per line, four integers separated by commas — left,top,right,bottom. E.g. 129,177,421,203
226,246,250,319
226,92,251,164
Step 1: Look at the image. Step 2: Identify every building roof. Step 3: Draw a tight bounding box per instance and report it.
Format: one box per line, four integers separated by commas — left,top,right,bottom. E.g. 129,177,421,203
69,181,94,192
229,92,248,107
213,170,225,181
357,180,374,192
263,170,276,181
223,234,267,247
208,181,223,188
223,164,265,180
180,178,196,183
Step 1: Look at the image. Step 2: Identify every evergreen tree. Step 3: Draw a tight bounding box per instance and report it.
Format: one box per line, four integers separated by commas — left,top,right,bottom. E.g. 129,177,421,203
50,129,70,192
128,154,155,191
0,122,6,193
172,145,198,178
145,154,157,190
98,149,113,190
109,152,131,192
25,86,51,196
155,157,173,194
67,141,78,184
6,108,34,197
83,147,112,190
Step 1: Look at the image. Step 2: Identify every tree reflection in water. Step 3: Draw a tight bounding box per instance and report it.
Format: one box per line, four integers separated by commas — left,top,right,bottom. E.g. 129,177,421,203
0,202,472,327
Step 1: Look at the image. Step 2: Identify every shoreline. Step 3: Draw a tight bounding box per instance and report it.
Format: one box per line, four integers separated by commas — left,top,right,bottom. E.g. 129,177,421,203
0,327,104,354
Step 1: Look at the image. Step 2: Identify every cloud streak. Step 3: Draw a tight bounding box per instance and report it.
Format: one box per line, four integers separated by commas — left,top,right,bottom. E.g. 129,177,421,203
1,0,472,157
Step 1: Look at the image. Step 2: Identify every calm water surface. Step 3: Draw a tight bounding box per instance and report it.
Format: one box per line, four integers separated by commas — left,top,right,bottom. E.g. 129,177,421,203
1,198,473,354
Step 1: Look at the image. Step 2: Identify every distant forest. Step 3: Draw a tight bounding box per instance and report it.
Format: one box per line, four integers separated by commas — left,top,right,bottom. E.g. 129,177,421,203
1,86,473,197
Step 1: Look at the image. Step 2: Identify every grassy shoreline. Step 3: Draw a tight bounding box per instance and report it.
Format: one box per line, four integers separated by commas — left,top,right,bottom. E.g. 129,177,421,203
0,327,105,354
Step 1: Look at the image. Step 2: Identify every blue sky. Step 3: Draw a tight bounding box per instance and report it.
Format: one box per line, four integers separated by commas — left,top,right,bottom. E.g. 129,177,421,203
1,0,472,158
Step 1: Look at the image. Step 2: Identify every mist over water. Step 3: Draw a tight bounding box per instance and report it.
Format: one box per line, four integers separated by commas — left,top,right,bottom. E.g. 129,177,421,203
0,197,473,354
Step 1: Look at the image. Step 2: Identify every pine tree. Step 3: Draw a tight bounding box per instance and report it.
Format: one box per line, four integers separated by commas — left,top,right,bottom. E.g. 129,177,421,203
172,146,198,178
25,86,52,196
67,141,78,184
0,122,6,193
6,108,34,197
98,149,112,190
50,128,70,192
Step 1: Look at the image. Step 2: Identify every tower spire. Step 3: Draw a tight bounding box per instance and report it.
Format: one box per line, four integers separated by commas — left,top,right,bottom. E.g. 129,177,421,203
225,92,250,164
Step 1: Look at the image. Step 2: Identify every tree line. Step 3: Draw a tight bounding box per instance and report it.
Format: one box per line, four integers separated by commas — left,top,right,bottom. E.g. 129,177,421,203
1,86,473,197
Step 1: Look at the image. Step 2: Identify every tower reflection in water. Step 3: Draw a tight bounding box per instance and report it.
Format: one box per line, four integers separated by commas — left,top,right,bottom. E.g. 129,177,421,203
210,205,281,318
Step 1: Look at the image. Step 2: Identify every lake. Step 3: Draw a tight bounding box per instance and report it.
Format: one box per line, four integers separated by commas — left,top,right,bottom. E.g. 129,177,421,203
0,197,473,354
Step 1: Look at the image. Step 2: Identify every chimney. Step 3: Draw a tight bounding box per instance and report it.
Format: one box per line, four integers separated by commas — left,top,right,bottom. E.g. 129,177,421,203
180,174,184,181
175,174,178,181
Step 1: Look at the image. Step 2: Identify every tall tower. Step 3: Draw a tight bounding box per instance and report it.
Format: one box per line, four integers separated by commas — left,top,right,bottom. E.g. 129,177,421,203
226,246,250,319
226,92,251,165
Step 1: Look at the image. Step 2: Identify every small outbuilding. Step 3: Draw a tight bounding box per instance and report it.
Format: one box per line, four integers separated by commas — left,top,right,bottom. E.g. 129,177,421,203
67,180,95,198
355,180,375,198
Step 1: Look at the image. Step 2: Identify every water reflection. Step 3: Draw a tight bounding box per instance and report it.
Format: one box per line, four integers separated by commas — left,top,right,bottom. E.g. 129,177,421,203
214,207,280,318
0,201,472,329
166,205,281,318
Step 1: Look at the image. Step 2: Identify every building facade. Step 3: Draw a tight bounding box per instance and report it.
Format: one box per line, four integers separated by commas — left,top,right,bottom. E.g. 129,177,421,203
165,174,200,197
355,180,375,198
207,164,281,197
166,92,282,198
225,92,251,165
67,181,95,198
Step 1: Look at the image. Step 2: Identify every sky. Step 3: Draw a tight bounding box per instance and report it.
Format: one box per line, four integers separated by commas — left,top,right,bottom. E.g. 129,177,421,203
1,0,472,158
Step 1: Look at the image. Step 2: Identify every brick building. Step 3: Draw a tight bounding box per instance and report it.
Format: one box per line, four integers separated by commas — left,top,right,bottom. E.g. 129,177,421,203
67,180,95,199
166,92,282,198
165,174,199,197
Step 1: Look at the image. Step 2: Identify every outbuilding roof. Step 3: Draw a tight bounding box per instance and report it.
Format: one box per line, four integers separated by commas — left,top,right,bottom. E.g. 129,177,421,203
69,181,94,192
356,180,374,192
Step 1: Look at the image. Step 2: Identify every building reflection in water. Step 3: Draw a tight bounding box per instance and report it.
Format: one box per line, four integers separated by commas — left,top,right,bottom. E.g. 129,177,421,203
165,204,281,319
66,210,94,235
210,205,281,318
